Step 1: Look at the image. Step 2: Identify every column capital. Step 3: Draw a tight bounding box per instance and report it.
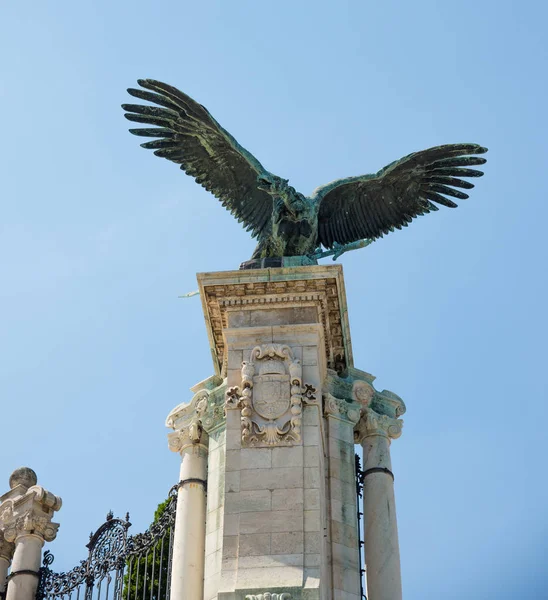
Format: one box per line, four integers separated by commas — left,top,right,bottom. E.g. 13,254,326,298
0,531,14,562
0,468,61,544
166,390,213,454
354,407,403,443
323,393,361,424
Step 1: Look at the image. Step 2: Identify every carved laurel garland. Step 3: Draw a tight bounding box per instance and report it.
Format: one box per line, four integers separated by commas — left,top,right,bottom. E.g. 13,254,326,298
228,344,316,446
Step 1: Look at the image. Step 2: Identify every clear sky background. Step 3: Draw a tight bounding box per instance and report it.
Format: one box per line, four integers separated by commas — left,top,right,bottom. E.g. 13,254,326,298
1,1,547,598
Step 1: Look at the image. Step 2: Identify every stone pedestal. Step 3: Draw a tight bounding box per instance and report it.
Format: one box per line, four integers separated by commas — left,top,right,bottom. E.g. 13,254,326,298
0,468,61,600
166,264,406,600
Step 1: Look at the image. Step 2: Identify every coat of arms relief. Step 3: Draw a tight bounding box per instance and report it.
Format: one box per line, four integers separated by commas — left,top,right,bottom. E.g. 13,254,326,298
226,344,316,447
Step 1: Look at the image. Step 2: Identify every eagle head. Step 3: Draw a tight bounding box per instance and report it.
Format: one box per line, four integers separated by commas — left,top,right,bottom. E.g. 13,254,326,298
257,175,307,216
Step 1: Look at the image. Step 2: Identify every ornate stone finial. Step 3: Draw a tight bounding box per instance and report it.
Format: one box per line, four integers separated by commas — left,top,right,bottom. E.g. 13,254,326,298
9,467,37,491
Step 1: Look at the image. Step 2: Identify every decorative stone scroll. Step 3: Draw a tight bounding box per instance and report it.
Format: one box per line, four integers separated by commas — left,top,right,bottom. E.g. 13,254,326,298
245,594,292,600
351,378,405,443
324,392,361,424
227,344,316,446
166,378,228,452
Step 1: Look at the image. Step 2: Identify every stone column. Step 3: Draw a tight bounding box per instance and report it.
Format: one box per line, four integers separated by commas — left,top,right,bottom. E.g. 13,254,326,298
0,532,15,599
167,399,210,600
354,390,404,600
0,468,61,600
323,393,363,599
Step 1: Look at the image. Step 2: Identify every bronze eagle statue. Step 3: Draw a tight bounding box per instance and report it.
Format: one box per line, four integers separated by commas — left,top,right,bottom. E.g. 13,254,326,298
123,79,487,261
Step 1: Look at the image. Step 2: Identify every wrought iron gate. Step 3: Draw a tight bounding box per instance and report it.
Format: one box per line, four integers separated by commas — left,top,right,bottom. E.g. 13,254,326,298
36,486,177,600
355,454,366,600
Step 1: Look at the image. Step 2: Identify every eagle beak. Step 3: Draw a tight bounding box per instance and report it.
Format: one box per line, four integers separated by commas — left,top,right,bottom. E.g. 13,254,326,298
257,176,272,192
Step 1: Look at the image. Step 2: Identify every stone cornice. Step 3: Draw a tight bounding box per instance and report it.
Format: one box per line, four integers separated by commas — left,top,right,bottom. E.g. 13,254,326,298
197,265,352,376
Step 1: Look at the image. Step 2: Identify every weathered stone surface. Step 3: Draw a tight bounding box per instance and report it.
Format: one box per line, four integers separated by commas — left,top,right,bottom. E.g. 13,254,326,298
240,468,304,491
239,510,303,535
271,531,304,555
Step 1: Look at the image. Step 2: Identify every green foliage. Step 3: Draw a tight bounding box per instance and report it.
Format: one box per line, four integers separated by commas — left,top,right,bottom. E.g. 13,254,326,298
123,497,172,600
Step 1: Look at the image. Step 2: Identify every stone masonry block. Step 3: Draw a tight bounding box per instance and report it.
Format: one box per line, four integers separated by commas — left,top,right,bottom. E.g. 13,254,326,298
329,457,355,485
304,467,321,489
304,509,321,532
225,490,272,514
331,499,357,526
304,446,320,467
302,407,320,426
238,554,304,569
239,509,304,534
271,531,304,554
206,506,223,534
240,448,272,469
304,532,321,554
302,345,318,366
225,471,240,493
225,449,241,472
239,533,271,557
240,467,303,491
271,446,303,468
223,535,238,559
227,349,243,370
304,488,320,510
331,520,358,549
303,426,320,446
272,487,303,511
235,565,304,589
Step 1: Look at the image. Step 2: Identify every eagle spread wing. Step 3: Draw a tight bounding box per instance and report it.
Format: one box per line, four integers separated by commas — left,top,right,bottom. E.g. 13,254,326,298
122,79,274,237
313,144,487,248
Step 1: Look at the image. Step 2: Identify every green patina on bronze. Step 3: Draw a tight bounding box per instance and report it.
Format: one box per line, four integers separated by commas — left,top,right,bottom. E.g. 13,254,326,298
122,79,487,261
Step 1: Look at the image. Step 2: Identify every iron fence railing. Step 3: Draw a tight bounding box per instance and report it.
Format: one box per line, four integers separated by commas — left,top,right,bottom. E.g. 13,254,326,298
36,486,177,600
355,453,366,600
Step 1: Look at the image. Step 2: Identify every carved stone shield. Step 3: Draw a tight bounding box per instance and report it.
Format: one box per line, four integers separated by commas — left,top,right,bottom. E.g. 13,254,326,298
252,374,291,420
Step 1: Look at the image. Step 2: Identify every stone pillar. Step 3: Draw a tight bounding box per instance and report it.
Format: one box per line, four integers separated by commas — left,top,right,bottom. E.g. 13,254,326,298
0,532,15,599
354,384,404,600
194,265,354,600
167,397,210,600
0,468,61,600
323,393,362,599
179,264,408,599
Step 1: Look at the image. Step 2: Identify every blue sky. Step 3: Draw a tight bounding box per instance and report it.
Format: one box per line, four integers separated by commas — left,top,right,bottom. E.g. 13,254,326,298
1,1,547,598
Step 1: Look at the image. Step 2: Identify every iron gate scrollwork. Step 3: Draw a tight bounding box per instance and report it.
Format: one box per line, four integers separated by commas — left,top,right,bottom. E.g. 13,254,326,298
36,486,177,600
355,454,366,600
